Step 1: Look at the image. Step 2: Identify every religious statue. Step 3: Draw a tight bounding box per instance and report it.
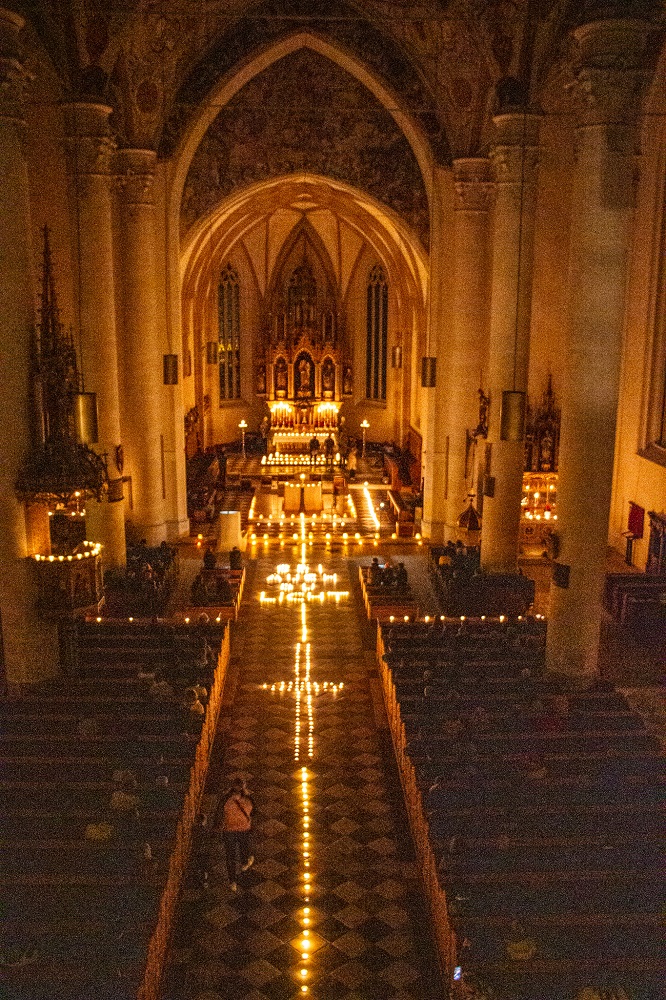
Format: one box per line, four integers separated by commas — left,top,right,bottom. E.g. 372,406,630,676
296,355,313,397
256,364,266,395
342,364,353,395
322,357,335,394
474,388,490,439
275,358,288,394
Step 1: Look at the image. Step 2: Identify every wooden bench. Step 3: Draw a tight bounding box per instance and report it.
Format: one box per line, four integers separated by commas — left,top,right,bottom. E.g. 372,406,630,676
0,622,231,1000
373,619,665,989
603,572,666,624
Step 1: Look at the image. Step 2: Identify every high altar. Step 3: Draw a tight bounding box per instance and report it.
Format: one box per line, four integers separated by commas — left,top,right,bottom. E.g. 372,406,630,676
255,251,352,453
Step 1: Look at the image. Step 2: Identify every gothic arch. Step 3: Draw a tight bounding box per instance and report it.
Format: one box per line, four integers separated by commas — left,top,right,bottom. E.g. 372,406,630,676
180,174,428,320
266,219,339,312
167,30,439,228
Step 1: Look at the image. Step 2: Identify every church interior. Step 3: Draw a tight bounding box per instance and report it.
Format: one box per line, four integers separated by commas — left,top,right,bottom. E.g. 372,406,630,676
0,1,665,998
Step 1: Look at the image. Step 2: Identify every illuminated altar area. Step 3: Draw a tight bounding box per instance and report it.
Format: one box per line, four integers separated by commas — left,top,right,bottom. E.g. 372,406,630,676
267,400,340,466
255,244,351,464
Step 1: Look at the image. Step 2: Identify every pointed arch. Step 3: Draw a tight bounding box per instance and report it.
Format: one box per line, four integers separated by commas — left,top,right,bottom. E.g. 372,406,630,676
168,31,437,229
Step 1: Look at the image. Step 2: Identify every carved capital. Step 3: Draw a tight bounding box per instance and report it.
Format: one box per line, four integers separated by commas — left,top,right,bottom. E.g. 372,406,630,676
567,18,659,127
490,112,541,186
65,135,117,182
452,158,494,212
114,148,156,205
0,8,30,120
63,102,116,176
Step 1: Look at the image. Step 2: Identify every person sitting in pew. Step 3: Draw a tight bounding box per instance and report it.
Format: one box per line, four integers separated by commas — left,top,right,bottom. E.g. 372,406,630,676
182,686,205,737
381,564,395,588
394,562,409,591
216,574,234,604
149,670,175,702
110,772,140,816
368,557,383,586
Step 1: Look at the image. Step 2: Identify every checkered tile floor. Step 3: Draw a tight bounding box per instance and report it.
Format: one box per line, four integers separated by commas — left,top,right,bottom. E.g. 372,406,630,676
164,551,444,1000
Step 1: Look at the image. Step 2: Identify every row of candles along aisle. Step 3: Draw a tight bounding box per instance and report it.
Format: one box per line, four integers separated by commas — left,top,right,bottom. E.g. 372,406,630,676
248,486,385,536
260,560,349,603
263,566,347,990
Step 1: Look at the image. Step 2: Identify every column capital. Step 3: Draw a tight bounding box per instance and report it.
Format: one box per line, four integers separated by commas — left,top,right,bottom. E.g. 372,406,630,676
63,102,116,177
115,148,157,205
0,8,30,120
490,112,541,186
567,18,660,128
452,158,494,212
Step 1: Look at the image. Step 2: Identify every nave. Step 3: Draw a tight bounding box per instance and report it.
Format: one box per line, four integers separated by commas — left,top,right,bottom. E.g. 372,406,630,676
164,551,444,1000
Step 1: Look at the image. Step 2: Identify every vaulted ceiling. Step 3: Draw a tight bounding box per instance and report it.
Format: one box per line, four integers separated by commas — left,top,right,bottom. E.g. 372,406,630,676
21,0,661,161
180,174,428,315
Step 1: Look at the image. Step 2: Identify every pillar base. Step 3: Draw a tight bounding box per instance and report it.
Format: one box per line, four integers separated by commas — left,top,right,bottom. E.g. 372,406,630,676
421,519,446,545
166,517,190,540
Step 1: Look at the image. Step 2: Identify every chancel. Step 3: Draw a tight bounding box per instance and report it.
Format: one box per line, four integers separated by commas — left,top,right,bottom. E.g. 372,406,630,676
0,2,664,999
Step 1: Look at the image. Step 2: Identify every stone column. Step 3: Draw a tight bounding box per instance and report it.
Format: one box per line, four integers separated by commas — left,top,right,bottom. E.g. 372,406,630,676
481,112,541,572
421,164,455,543
115,148,166,545
443,158,493,536
64,102,126,567
160,163,190,539
547,18,656,677
0,8,58,685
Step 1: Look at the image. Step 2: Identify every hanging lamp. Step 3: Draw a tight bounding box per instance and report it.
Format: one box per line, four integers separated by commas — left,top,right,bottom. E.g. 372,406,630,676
421,356,437,388
163,353,179,384
499,82,528,443
15,227,107,505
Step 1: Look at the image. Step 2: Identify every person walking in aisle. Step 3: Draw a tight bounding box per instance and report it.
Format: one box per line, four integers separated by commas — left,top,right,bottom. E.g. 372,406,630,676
214,776,255,892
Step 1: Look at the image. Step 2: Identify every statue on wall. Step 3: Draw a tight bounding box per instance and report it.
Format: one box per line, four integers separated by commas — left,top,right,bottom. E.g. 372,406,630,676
525,377,560,472
296,354,314,398
322,357,335,395
474,388,490,439
256,363,266,395
342,364,353,395
275,357,288,395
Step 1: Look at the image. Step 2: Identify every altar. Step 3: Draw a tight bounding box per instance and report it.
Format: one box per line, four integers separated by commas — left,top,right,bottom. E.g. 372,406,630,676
283,480,323,514
265,400,339,467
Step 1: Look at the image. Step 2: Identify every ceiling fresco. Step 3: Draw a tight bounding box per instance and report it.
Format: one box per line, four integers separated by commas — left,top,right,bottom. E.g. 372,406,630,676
17,0,663,156
180,49,430,247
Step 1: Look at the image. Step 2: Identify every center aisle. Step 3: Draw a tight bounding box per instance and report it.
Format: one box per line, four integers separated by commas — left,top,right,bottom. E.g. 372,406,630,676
165,548,444,1000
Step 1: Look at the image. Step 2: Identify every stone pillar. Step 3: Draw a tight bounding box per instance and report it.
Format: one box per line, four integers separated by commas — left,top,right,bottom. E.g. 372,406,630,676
160,164,190,539
547,19,656,677
0,8,58,685
481,112,541,572
443,158,493,536
115,148,166,545
64,102,126,567
421,164,455,543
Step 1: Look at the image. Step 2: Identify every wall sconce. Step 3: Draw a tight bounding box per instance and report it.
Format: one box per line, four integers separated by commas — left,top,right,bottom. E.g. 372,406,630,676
74,392,99,445
163,354,179,385
421,356,437,388
500,390,526,441
391,346,403,369
205,341,219,365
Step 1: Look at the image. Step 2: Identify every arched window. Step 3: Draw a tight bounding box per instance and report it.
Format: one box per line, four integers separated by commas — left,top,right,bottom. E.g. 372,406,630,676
366,264,388,401
218,264,241,401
